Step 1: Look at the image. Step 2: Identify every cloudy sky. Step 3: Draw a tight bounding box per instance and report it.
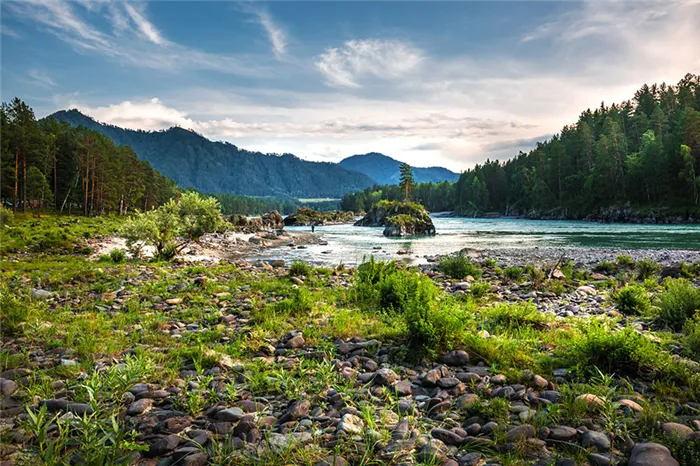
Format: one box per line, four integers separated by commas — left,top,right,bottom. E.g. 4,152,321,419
2,1,699,172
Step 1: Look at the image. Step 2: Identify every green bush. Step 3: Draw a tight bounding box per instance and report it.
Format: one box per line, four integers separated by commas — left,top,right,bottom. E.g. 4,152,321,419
616,254,635,268
438,254,482,280
683,315,700,358
525,265,546,289
289,261,312,277
594,260,616,274
612,285,651,315
470,282,491,298
353,257,438,315
658,278,700,330
275,288,315,315
109,248,126,264
636,258,661,280
562,324,679,380
404,300,465,358
482,303,549,331
504,266,523,282
543,279,566,296
0,207,14,226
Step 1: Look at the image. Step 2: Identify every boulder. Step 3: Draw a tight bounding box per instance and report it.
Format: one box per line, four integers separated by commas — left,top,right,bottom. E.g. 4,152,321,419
628,442,679,466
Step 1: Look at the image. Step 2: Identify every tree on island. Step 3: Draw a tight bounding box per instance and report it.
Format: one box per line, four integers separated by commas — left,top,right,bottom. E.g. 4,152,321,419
399,162,415,201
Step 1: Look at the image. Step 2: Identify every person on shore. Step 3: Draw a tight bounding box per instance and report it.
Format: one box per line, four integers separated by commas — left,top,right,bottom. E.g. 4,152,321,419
311,225,315,233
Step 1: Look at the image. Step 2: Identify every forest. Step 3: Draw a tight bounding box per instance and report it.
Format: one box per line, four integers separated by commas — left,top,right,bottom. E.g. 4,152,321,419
1,98,176,216
343,74,700,218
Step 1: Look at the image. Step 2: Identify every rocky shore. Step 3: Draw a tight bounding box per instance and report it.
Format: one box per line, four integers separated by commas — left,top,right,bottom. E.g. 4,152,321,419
2,251,700,466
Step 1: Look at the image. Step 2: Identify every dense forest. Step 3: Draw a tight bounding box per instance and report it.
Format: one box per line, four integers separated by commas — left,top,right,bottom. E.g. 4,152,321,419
344,74,700,219
455,74,700,217
209,192,339,216
341,181,455,213
50,110,375,198
1,98,176,215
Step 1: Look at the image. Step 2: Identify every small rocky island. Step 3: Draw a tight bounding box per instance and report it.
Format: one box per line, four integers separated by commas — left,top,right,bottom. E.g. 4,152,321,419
283,207,355,226
355,200,436,237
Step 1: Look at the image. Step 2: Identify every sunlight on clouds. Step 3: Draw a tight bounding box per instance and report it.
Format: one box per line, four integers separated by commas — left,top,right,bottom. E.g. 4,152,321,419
316,39,423,88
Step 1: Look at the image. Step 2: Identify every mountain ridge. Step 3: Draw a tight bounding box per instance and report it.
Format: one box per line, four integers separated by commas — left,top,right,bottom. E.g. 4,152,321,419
339,152,460,185
48,109,375,198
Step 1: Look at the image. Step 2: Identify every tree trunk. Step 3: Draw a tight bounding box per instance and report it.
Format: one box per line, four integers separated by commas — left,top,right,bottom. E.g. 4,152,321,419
13,150,18,212
22,155,27,212
53,152,57,211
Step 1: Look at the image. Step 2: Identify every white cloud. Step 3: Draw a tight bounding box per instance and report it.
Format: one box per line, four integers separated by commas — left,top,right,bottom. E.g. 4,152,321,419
6,0,265,77
28,69,57,89
251,8,287,59
1,25,21,38
123,3,162,45
315,39,423,88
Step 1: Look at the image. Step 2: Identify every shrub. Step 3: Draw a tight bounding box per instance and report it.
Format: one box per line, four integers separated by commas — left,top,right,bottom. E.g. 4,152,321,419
504,266,523,282
562,324,678,380
470,282,491,298
658,278,700,330
354,257,438,315
109,248,126,264
612,285,651,315
543,279,566,296
594,260,616,274
525,265,546,289
438,253,482,280
616,254,635,268
683,315,700,358
289,261,312,277
120,192,225,260
0,207,14,226
482,303,549,331
636,258,661,280
404,301,465,358
275,288,315,315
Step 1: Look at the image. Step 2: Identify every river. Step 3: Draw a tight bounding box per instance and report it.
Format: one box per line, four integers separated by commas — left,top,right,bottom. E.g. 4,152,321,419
251,217,700,267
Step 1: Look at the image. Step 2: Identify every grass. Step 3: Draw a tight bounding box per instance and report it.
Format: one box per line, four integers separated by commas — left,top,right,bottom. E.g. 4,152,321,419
4,213,700,465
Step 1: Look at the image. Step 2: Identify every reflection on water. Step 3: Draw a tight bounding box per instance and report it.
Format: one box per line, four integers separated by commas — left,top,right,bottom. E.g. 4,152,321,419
252,217,700,266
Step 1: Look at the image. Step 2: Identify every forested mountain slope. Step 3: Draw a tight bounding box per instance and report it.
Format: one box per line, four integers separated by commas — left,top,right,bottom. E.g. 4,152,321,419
454,73,700,217
50,110,375,198
1,98,175,215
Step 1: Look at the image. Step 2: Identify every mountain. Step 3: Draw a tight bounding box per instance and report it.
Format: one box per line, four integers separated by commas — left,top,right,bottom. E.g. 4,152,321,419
339,152,460,185
48,110,375,198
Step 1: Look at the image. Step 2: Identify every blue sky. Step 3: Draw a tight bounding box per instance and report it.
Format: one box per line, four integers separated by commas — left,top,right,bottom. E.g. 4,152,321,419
2,1,699,171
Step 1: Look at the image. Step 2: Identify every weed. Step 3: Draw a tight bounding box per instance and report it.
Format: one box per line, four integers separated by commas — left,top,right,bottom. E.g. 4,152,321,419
109,248,126,263
470,282,491,299
595,261,616,274
616,254,635,268
636,258,661,280
438,254,483,280
504,266,523,282
612,285,651,315
289,261,312,277
658,278,700,330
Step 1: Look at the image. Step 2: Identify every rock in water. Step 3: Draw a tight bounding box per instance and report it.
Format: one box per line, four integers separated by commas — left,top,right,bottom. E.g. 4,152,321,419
354,200,436,237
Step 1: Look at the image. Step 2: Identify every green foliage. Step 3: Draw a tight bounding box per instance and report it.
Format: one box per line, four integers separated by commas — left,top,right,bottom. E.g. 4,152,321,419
438,254,482,280
0,206,14,226
482,303,550,331
616,254,635,268
289,261,312,277
594,261,616,274
683,314,700,358
658,278,700,330
525,265,546,289
275,288,315,315
404,300,465,359
635,258,661,280
399,162,415,201
109,248,126,263
470,281,491,298
561,324,680,380
120,192,225,260
612,285,651,314
504,266,523,282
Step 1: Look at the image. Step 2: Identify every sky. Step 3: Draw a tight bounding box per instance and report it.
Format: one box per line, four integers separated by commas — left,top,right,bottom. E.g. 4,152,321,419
1,1,699,172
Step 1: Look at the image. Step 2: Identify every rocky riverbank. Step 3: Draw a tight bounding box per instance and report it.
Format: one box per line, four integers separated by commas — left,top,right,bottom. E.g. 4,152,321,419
284,207,356,226
2,248,700,465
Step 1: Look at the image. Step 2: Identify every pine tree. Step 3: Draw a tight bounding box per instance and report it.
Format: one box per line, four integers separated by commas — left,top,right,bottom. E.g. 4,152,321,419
399,162,414,201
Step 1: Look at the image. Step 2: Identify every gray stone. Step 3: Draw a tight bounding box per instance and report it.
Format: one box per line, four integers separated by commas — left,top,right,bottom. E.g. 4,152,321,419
549,426,577,441
216,407,244,422
337,413,364,436
439,350,470,366
0,379,18,396
661,422,693,439
588,453,611,466
147,434,181,457
582,431,611,452
374,368,398,386
416,438,447,463
437,377,459,389
423,369,441,386
505,424,535,442
629,442,679,466
315,455,349,466
431,428,463,446
395,380,412,396
30,289,53,300
127,398,152,416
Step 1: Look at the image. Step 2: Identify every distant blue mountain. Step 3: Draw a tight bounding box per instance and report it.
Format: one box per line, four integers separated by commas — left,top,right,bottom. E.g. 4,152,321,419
339,152,459,185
